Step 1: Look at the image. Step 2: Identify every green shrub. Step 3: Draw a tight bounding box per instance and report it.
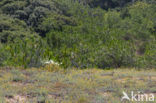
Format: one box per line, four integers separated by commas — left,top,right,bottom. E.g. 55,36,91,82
136,41,156,68
0,38,48,68
0,0,155,69
95,40,136,68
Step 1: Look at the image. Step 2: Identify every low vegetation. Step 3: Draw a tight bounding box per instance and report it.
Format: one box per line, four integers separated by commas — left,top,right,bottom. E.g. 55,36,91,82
0,67,155,103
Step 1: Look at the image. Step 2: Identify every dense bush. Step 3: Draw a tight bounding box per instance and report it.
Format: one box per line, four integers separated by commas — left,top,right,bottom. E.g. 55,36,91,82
44,1,156,68
0,14,38,43
0,0,155,69
0,38,48,68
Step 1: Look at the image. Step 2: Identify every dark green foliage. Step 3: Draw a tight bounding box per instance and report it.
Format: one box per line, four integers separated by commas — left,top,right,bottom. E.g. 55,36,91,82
0,0,61,36
0,0,155,69
36,14,77,37
44,1,156,68
87,0,132,9
0,14,38,43
1,1,27,15
94,40,135,68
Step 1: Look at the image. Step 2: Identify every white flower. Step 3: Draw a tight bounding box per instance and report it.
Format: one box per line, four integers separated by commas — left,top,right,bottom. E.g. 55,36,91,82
42,59,62,65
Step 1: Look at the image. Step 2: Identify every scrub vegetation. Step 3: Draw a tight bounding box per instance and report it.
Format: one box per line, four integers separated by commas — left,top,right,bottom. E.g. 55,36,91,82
0,1,156,102
0,67,156,103
0,0,155,69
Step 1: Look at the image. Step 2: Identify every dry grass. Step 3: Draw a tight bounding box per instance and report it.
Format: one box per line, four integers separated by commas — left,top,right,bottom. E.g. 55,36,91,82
0,67,155,103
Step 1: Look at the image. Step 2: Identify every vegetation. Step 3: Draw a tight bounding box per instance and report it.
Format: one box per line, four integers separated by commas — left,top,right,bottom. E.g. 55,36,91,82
0,0,156,69
0,67,155,102
0,1,156,103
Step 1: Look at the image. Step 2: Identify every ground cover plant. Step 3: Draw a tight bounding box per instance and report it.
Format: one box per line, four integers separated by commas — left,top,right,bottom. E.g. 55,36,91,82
0,67,156,103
